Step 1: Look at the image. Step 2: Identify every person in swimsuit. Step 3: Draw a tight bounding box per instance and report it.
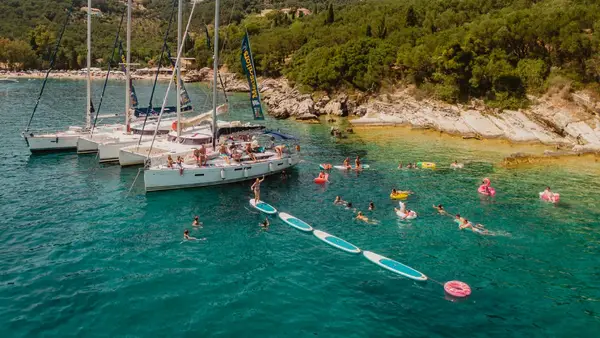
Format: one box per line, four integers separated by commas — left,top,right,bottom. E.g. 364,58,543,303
192,216,202,226
433,204,448,215
343,157,351,170
245,143,257,162
167,155,174,168
295,144,300,153
318,171,326,179
275,145,286,158
368,202,375,211
334,196,346,205
356,211,369,222
355,156,361,170
542,186,555,200
260,218,270,228
459,218,474,230
219,143,231,165
184,229,197,240
176,155,184,175
251,176,265,201
398,162,403,169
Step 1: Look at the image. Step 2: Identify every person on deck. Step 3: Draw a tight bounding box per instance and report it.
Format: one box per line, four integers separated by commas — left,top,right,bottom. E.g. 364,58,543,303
219,143,231,165
275,145,286,159
251,176,265,202
167,155,175,169
198,144,207,166
245,143,257,162
251,136,260,152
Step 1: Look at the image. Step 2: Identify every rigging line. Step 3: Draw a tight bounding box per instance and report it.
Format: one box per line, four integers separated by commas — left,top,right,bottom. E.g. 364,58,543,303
136,0,179,147
24,0,77,133
146,0,198,159
91,5,127,135
127,168,143,196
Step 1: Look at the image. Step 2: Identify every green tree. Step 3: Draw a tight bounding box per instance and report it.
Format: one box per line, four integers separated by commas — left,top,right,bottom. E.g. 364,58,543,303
326,4,334,24
365,24,372,37
405,5,418,27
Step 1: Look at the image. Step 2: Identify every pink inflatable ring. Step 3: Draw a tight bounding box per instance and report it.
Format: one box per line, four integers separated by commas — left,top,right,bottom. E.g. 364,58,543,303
444,280,471,298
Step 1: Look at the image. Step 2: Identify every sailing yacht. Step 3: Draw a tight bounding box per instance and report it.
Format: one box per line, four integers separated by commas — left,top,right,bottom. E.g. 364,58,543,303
77,0,192,156
143,0,300,192
22,1,95,153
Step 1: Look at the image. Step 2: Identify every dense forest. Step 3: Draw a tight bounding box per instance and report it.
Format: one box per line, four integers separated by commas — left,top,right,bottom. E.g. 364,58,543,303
1,0,600,108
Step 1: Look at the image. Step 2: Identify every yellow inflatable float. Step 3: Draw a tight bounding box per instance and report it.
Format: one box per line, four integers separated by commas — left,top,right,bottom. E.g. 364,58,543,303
416,162,436,169
390,191,410,200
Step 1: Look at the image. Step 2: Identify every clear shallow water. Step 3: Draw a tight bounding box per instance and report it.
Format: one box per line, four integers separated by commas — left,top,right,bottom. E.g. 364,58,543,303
1,79,599,337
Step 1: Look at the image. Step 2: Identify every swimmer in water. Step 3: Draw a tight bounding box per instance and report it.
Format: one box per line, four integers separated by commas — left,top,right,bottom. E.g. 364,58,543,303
334,196,346,205
369,202,375,211
346,202,355,211
433,204,448,215
355,211,369,223
192,215,202,226
398,162,403,169
260,218,270,228
343,157,351,170
458,218,474,230
183,229,198,240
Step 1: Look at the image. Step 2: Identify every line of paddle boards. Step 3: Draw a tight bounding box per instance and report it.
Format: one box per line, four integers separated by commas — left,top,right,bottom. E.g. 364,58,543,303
249,199,427,282
332,164,370,170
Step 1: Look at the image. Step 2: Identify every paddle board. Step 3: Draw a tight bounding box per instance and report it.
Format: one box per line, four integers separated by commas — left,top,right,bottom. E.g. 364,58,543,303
333,164,370,170
249,199,277,215
363,251,427,281
313,230,361,254
278,212,313,232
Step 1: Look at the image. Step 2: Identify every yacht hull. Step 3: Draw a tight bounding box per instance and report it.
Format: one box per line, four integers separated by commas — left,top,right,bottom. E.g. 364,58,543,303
25,134,80,153
144,154,300,192
98,140,138,163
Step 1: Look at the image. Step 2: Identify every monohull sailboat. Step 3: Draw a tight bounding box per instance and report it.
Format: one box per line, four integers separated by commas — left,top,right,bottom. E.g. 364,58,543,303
142,0,300,192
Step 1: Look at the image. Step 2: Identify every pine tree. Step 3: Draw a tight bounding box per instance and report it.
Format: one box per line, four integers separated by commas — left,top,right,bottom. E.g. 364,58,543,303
326,4,334,24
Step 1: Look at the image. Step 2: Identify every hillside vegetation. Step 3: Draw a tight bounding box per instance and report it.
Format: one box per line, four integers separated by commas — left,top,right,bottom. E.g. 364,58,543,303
1,0,600,108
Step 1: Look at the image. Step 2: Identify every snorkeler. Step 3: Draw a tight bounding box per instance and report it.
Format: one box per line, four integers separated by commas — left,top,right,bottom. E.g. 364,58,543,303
260,218,270,228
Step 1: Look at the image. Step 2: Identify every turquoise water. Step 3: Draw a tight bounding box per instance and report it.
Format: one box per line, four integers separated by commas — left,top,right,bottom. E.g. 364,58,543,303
1,79,600,337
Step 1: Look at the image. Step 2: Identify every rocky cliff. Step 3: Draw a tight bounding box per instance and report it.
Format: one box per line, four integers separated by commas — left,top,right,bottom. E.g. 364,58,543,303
184,68,600,153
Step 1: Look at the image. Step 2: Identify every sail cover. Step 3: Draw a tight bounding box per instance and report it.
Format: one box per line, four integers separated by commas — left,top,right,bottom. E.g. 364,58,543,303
241,32,264,120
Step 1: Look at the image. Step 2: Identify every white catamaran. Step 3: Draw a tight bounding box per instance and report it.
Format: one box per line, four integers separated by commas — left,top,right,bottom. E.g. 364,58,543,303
142,0,300,192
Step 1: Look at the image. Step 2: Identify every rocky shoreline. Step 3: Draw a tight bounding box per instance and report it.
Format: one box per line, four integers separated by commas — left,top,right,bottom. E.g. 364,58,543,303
7,67,600,156
183,68,600,156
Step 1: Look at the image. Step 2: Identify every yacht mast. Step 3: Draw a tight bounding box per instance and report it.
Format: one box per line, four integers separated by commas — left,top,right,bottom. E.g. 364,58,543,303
126,0,132,132
86,0,92,129
176,0,183,139
212,0,220,148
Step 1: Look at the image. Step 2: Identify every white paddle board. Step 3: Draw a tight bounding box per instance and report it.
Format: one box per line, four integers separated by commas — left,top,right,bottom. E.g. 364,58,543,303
333,164,370,170
249,199,277,215
278,212,313,232
363,251,427,281
313,230,360,254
